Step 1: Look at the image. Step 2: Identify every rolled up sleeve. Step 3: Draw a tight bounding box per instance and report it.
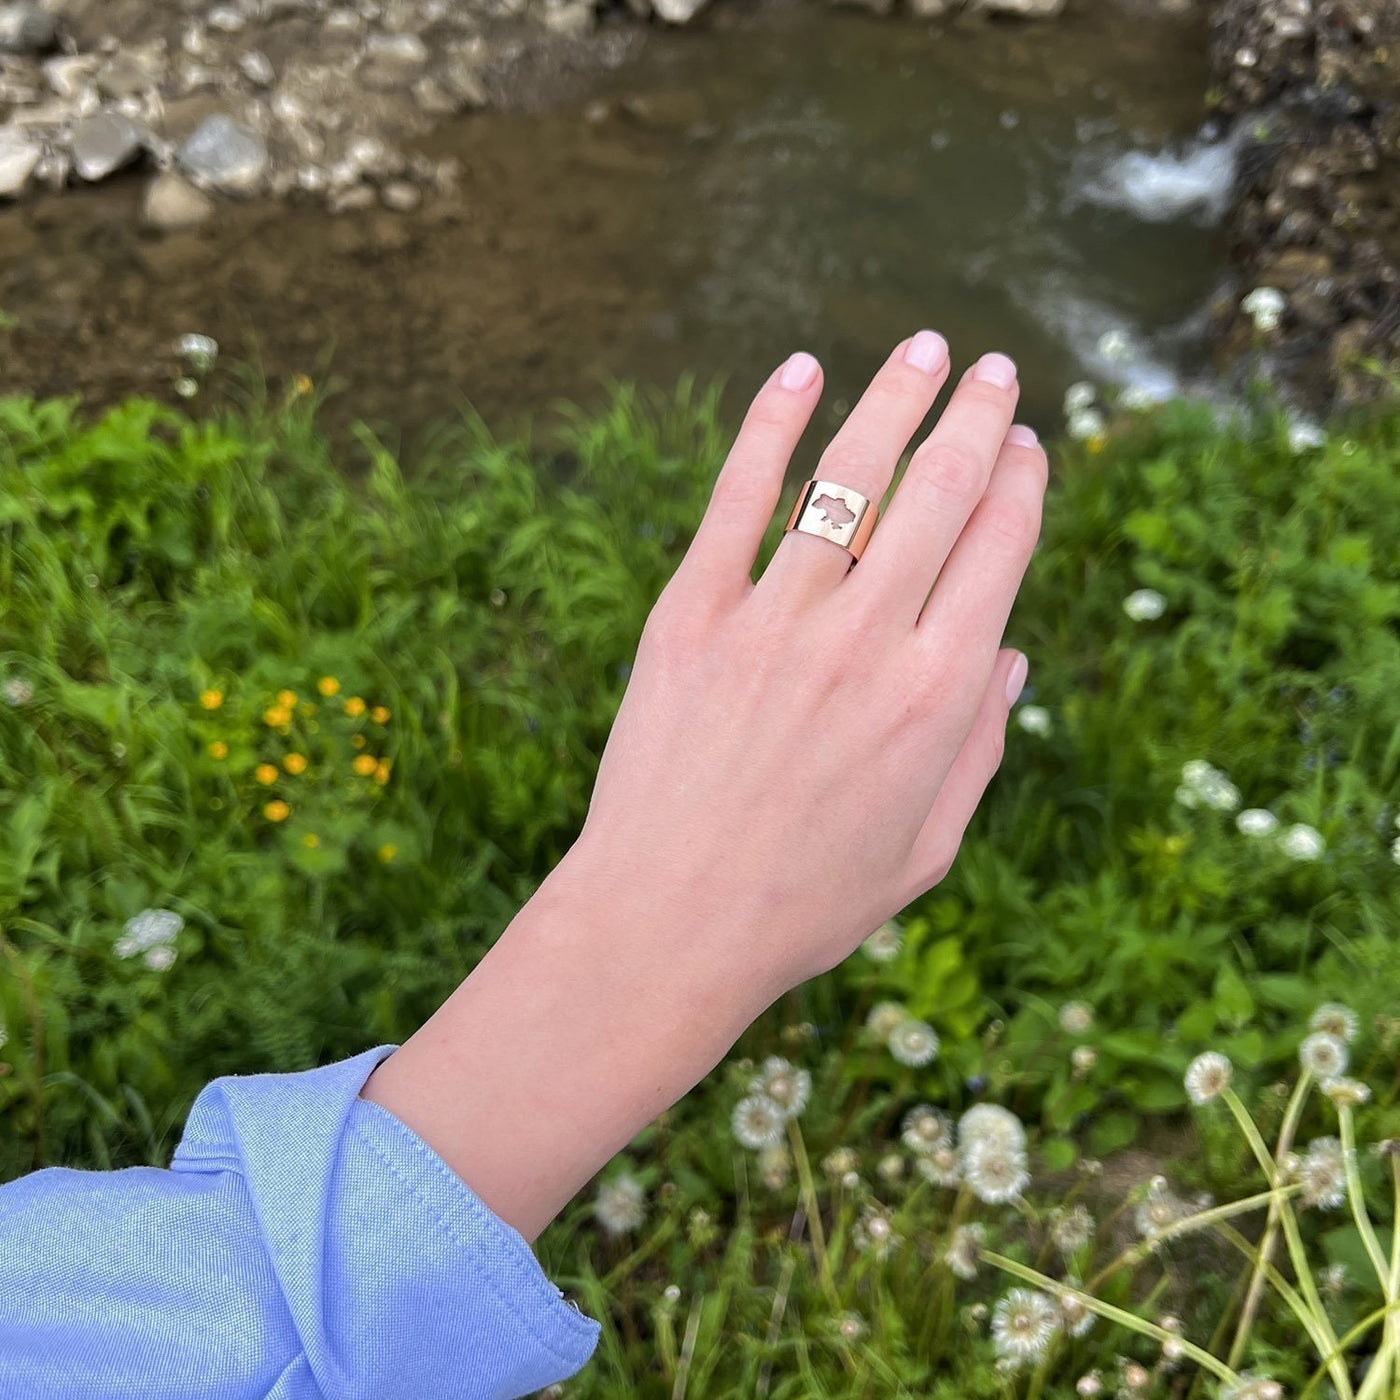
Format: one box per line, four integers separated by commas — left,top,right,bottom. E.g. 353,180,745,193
0,1045,600,1399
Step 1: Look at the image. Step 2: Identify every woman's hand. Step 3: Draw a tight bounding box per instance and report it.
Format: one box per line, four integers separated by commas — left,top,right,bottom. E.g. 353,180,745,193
363,335,1047,1240
573,332,1044,999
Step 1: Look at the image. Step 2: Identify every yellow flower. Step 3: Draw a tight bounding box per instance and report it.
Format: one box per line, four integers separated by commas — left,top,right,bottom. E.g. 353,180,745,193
263,800,290,822
351,733,367,749
283,753,308,775
374,759,391,785
377,843,398,863
199,688,224,710
370,706,390,724
263,705,292,727
353,754,377,776
345,696,366,717
317,676,340,697
255,763,279,785
1087,434,1107,455
294,373,313,396
302,833,320,848
277,689,297,709
209,740,229,760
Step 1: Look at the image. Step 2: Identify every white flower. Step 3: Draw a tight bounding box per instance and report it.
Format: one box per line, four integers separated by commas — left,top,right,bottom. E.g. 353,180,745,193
990,1288,1061,1365
1071,1045,1098,1076
1063,381,1097,415
1176,759,1240,812
1067,407,1107,441
1135,1177,1188,1239
1294,1137,1345,1209
1322,1076,1370,1108
117,909,182,959
1185,1051,1233,1105
1096,328,1133,363
962,1139,1030,1203
1299,1032,1348,1080
865,1001,908,1039
861,920,903,962
1310,1004,1358,1043
1118,383,1159,411
143,945,177,972
749,1056,811,1119
915,1144,962,1188
944,1222,985,1279
1279,823,1325,860
1236,808,1279,836
1287,418,1325,452
887,1019,939,1067
1059,1001,1094,1034
901,1104,952,1155
821,1147,858,1181
1175,783,1201,807
1015,704,1052,737
1241,286,1285,332
958,1103,1027,1152
1051,1204,1095,1255
853,1205,901,1260
3,677,34,707
594,1173,646,1235
175,332,219,371
732,1094,786,1150
1123,588,1166,621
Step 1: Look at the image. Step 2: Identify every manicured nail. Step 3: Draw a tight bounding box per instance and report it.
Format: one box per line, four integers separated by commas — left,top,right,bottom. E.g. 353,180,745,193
779,352,820,391
1005,652,1028,705
973,352,1017,389
1006,424,1038,447
904,329,949,374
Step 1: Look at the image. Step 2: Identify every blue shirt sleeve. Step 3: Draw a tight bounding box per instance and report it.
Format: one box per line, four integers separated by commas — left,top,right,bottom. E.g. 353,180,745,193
0,1045,600,1399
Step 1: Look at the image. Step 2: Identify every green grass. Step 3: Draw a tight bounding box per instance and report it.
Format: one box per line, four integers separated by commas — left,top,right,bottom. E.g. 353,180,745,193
1,377,1397,1394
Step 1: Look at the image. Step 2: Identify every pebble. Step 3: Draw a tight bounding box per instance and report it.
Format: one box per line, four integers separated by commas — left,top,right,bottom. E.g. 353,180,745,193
206,6,247,33
96,54,161,100
380,178,420,210
70,111,143,181
239,49,275,86
0,2,55,54
651,0,710,21
178,113,268,193
43,54,99,100
0,125,40,197
141,171,216,228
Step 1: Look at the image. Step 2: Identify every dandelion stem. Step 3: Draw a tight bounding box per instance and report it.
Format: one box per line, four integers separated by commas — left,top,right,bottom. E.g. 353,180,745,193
788,1116,841,1313
1297,1301,1400,1400
980,1248,1241,1385
1338,1106,1390,1289
1227,1072,1311,1369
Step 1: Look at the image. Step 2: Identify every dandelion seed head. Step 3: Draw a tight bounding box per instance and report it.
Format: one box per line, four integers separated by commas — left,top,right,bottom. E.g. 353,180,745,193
1063,381,1096,415
1123,588,1166,622
901,1105,952,1155
1059,1001,1094,1034
1220,1372,1284,1400
750,1056,811,1119
944,1222,985,1279
1279,823,1324,860
1287,419,1325,452
916,1144,962,1188
1077,1373,1104,1398
3,677,34,707
593,1173,646,1236
1015,704,1052,736
1068,407,1107,441
143,945,177,971
1310,1004,1358,1043
990,1288,1060,1365
962,1139,1030,1204
958,1103,1027,1152
1300,1032,1348,1080
731,1094,786,1151
759,1142,791,1190
1322,1076,1370,1108
1060,1292,1094,1338
1295,1137,1345,1210
822,1147,858,1181
834,1311,867,1341
1122,1361,1151,1392
888,1019,939,1067
1236,807,1279,836
1185,1051,1233,1105
877,1152,904,1183
865,1001,908,1039
861,921,903,962
1051,1203,1095,1255
1134,1177,1187,1239
1071,1045,1098,1076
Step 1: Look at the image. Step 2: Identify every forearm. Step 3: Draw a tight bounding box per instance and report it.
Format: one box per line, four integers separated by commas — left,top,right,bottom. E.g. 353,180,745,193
360,842,772,1242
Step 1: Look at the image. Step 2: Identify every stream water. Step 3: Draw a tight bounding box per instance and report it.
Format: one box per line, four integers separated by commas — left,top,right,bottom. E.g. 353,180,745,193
0,4,1230,444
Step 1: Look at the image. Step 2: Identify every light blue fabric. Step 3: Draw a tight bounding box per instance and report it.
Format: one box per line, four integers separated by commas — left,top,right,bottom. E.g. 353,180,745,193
0,1045,600,1398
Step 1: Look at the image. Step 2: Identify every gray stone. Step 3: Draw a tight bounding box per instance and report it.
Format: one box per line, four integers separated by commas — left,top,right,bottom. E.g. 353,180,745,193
968,0,1064,16
178,113,268,193
440,60,487,108
43,54,99,100
71,111,143,181
908,0,954,16
652,0,709,21
539,0,594,34
380,178,420,210
142,171,216,228
239,49,275,86
96,54,161,100
0,3,55,54
362,31,428,64
206,6,246,32
0,125,40,196
327,182,375,213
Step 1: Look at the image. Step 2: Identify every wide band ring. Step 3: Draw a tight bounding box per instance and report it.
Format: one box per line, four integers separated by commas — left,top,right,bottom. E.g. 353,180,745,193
783,479,879,565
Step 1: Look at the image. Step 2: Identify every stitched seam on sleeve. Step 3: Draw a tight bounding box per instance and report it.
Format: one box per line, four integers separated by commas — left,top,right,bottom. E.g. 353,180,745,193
351,1116,597,1363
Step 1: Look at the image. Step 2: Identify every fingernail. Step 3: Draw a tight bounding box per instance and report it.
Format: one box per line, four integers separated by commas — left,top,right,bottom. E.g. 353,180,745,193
903,329,949,374
1005,652,1028,705
1006,424,1038,447
779,352,820,391
973,352,1017,389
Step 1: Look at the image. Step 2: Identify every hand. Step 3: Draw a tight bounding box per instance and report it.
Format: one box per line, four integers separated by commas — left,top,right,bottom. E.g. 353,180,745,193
363,334,1047,1240
571,332,1045,1000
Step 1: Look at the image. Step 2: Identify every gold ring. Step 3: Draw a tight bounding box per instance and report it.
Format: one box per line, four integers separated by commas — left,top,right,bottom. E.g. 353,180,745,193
783,479,878,565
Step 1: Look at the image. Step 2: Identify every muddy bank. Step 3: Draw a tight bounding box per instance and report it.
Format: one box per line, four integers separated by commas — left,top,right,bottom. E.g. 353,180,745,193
1209,0,1400,407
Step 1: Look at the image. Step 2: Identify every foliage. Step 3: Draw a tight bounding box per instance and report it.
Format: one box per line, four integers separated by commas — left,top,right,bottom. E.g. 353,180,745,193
0,378,1397,1392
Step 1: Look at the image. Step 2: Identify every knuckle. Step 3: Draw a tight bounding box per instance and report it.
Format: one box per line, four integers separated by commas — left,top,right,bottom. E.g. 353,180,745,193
743,393,796,435
911,439,984,506
980,495,1041,551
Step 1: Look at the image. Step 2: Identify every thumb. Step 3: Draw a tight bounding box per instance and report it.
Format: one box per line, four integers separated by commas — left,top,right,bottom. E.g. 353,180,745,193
899,648,1028,898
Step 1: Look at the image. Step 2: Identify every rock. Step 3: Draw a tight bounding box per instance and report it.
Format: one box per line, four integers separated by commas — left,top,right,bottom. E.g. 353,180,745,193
206,6,246,33
327,183,375,213
968,0,1064,16
70,111,143,181
380,179,420,211
439,60,487,109
178,113,268,193
411,76,461,115
142,171,215,228
239,49,275,87
359,31,429,89
44,54,99,100
0,125,40,197
0,3,55,54
652,0,710,22
539,0,595,34
908,0,954,16
96,54,161,100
